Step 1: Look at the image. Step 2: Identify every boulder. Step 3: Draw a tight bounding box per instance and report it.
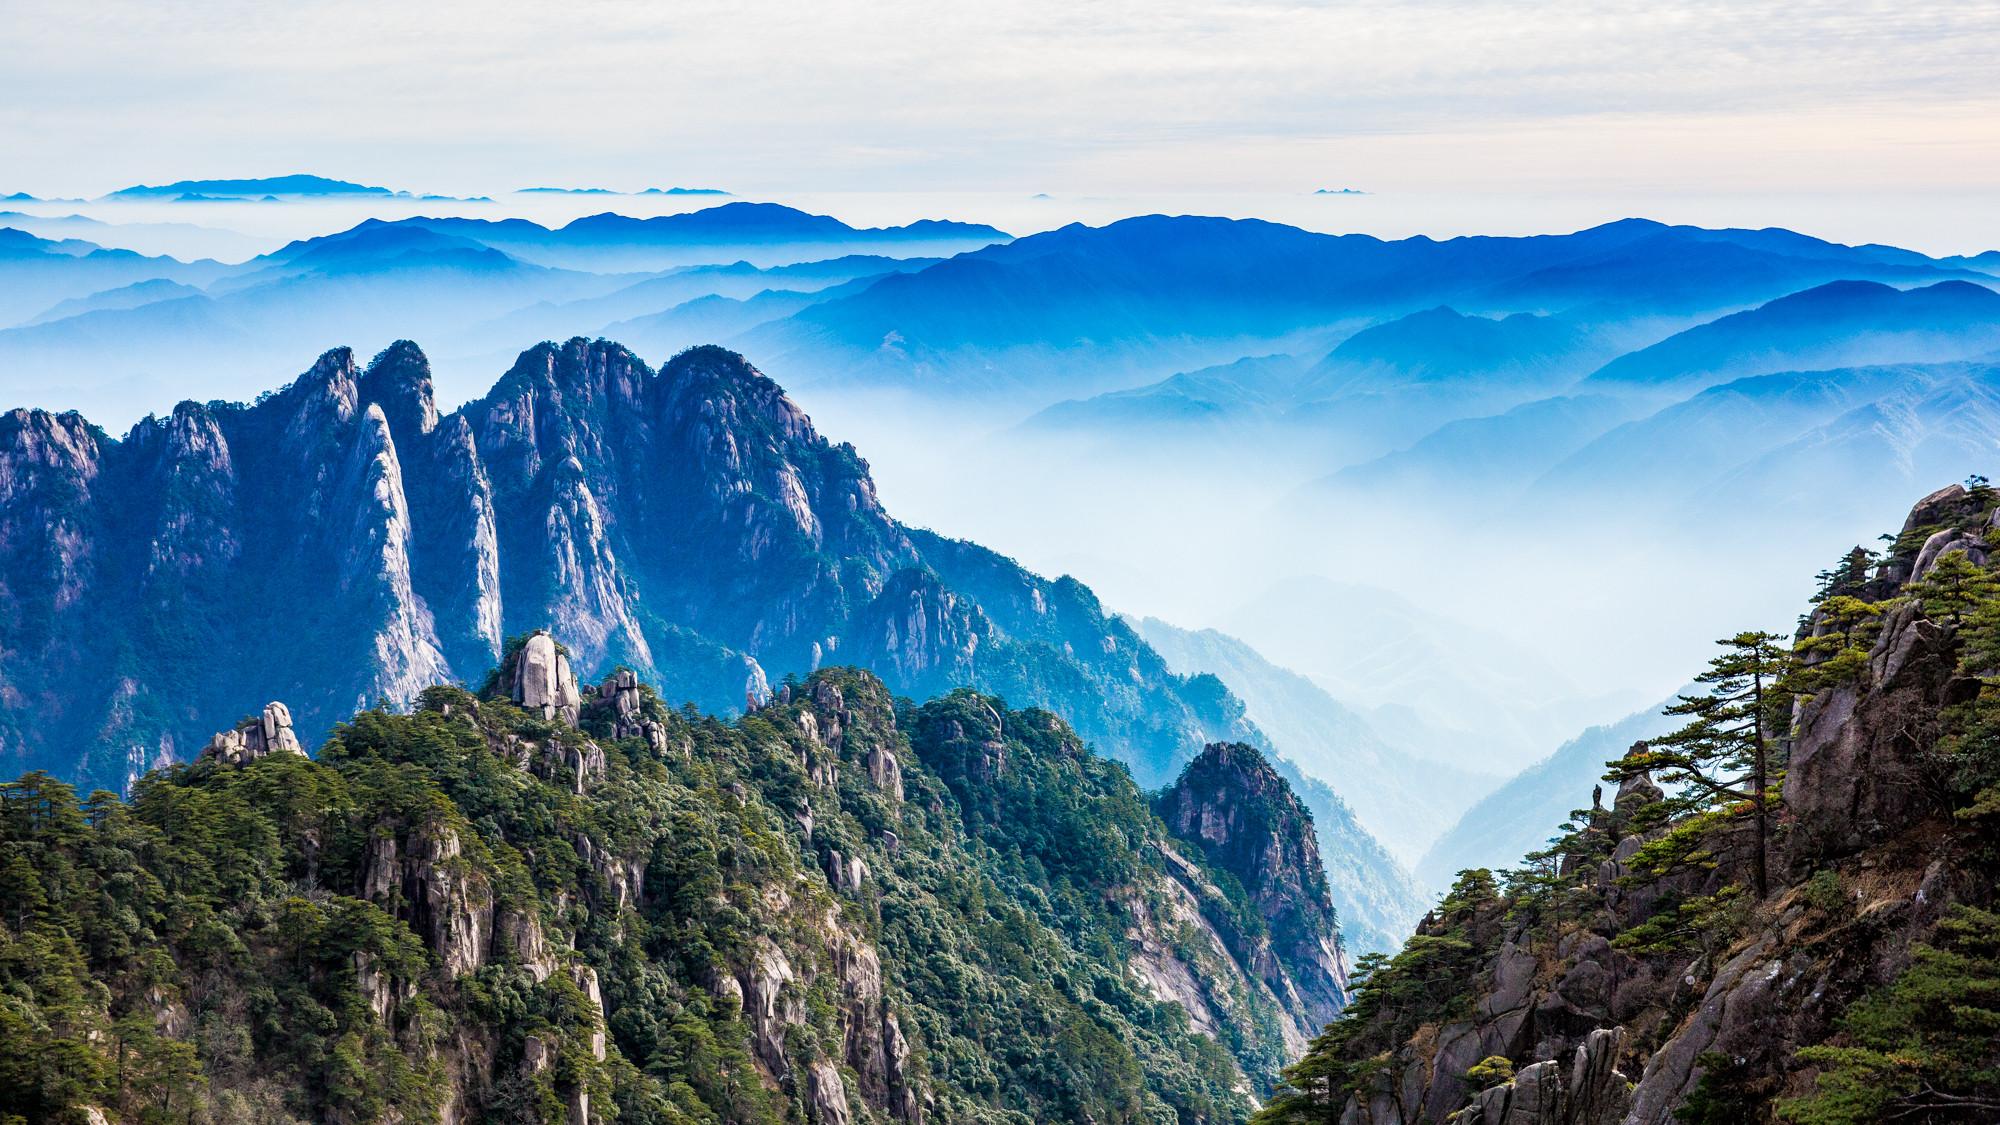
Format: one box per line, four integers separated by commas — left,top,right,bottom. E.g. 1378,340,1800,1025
199,701,307,765
595,666,670,752
511,631,581,724
739,938,801,1077
1612,754,1663,811
1565,1027,1632,1125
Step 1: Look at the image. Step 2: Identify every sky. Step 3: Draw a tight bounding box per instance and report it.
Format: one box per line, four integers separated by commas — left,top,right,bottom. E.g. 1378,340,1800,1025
7,0,2000,200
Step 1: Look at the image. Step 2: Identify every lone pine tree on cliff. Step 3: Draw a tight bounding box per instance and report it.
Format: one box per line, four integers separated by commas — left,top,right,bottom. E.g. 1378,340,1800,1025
1607,630,1794,898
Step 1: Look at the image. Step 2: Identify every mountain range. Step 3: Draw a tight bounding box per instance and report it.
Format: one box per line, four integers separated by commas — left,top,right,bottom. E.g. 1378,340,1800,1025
104,174,401,199
6,207,1995,431
1578,278,2000,396
0,203,1010,415
744,216,1990,402
7,205,2000,955
0,338,1426,953
342,205,1009,271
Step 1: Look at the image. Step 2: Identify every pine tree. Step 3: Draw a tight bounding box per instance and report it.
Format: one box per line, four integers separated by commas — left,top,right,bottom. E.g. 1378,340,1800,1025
1811,545,1878,605
1608,631,1794,898
1780,905,2000,1123
1907,549,2000,627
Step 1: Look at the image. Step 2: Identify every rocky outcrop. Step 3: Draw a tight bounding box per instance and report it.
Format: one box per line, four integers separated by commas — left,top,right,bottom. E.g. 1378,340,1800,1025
1446,1029,1631,1125
198,701,306,764
504,630,582,724
592,666,668,752
867,741,904,802
1290,484,2000,1125
1880,482,1972,584
363,820,493,979
844,569,987,690
807,1060,853,1125
1158,742,1350,1027
1786,597,1960,861
738,937,801,1078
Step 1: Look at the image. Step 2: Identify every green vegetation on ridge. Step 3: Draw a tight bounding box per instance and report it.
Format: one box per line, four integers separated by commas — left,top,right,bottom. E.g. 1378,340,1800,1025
0,657,1332,1125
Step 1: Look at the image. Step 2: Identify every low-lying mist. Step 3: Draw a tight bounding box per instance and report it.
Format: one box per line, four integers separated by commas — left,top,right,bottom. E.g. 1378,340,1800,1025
795,380,1939,781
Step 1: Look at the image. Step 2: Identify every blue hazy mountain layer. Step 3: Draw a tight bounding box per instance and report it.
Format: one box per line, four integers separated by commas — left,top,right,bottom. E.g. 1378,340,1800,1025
518,186,731,195
0,220,976,414
1535,361,2000,514
0,227,229,325
1330,394,1637,492
105,174,398,198
25,277,205,325
1580,279,2000,395
7,210,1994,424
504,256,942,347
1132,615,1502,864
1030,354,1313,428
742,216,1990,402
354,203,1010,270
1303,306,1591,392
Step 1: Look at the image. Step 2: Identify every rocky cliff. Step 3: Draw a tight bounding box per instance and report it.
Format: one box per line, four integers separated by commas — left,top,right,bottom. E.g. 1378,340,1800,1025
0,337,1425,955
1159,744,1352,1052
0,638,1351,1124
1258,482,2000,1124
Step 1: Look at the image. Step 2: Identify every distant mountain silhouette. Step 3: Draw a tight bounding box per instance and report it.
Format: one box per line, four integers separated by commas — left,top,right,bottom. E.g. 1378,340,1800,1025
367,202,1008,270
1529,358,2000,530
104,174,398,198
1302,306,1592,395
481,254,940,345
1580,279,2000,396
0,227,228,325
1415,699,1678,889
1327,394,1636,495
1028,354,1311,429
1134,615,1501,867
25,277,205,325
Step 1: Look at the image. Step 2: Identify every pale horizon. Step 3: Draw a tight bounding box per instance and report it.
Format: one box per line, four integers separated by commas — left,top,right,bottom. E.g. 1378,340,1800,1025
8,0,2000,203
